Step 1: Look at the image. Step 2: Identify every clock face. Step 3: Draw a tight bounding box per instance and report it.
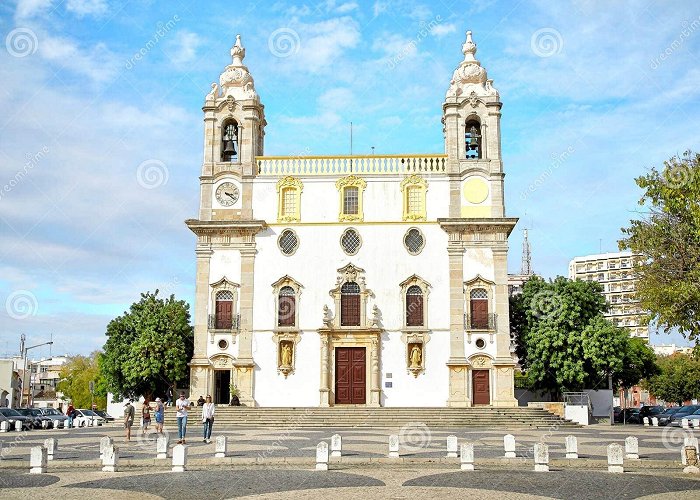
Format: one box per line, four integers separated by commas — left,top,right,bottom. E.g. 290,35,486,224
215,182,240,207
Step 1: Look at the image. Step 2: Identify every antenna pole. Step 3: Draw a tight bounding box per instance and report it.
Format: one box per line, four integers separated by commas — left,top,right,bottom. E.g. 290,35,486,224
350,122,353,172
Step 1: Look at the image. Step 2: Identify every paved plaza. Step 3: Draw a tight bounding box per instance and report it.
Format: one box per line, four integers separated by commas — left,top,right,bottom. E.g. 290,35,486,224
0,423,698,498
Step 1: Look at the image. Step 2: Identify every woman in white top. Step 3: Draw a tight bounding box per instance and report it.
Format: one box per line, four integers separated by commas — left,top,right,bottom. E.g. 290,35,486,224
201,395,215,443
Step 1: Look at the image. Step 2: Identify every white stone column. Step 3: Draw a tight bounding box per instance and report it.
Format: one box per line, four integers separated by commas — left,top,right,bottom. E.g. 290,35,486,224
172,444,187,472
446,435,458,458
30,446,47,474
607,443,624,473
100,436,113,460
102,444,119,473
331,434,342,458
215,436,227,458
369,334,381,407
156,435,169,459
534,442,549,472
319,332,331,407
388,435,400,458
503,434,516,458
44,438,57,461
625,436,639,460
315,442,329,471
565,435,578,459
460,442,474,470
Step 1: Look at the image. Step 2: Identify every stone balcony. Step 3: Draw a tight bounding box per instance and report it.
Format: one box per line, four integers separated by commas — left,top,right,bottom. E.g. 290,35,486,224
256,154,448,176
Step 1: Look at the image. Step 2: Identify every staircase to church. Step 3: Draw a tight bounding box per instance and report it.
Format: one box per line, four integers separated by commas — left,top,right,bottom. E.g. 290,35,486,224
164,407,578,429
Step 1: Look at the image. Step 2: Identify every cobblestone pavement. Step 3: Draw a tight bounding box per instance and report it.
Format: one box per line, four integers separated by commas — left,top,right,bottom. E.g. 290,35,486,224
1,424,699,499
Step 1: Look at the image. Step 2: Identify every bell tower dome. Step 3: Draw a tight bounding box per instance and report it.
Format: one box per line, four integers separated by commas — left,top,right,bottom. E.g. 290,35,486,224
199,35,266,220
443,31,504,218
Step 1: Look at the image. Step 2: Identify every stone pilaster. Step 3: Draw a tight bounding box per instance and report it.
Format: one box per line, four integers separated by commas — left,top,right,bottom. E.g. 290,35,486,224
319,332,331,407
491,246,517,407
447,243,470,407
369,334,381,407
189,247,213,398
235,246,256,406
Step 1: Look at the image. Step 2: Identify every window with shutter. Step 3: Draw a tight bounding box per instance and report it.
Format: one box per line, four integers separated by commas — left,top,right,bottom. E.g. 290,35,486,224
406,285,424,326
340,282,361,326
215,290,234,329
278,286,296,327
469,288,488,329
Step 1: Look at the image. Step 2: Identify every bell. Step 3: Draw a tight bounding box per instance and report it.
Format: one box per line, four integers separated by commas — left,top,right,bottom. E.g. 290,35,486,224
223,140,236,156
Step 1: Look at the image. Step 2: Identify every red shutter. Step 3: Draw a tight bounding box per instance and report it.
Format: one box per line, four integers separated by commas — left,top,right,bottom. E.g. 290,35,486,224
341,295,361,326
470,300,488,329
216,300,233,329
278,295,296,327
406,294,424,326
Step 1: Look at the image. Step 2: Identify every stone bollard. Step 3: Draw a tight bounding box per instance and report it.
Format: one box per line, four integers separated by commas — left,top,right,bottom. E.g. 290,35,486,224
0,420,8,432
504,434,516,458
388,434,400,458
446,435,458,458
0,441,3,459
30,446,47,474
607,443,624,473
331,434,342,458
643,417,649,427
215,436,227,458
172,444,187,472
565,435,578,459
100,436,114,460
625,436,639,460
682,418,690,429
15,420,22,432
41,420,48,429
460,442,474,471
534,442,549,472
44,438,57,461
102,444,119,473
694,420,700,429
683,446,699,474
651,417,659,427
681,436,699,466
316,441,329,471
156,435,169,459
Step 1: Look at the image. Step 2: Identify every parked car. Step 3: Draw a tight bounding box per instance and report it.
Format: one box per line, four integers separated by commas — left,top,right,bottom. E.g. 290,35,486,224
669,405,700,427
93,410,115,422
37,407,68,428
0,407,34,430
73,409,105,427
638,405,664,421
613,406,623,423
618,408,640,424
16,408,53,429
686,408,700,424
657,406,682,426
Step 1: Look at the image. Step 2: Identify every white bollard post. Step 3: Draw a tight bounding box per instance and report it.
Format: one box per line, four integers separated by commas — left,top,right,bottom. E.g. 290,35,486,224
172,444,187,472
41,420,48,429
534,442,549,472
651,417,659,427
682,418,690,429
625,436,639,460
331,434,342,458
100,436,114,460
683,446,700,474
388,434,400,458
102,444,119,473
446,435,458,458
607,443,624,473
15,420,22,432
504,434,516,458
156,435,169,459
0,421,8,432
565,435,578,459
681,436,699,465
643,417,649,427
316,441,329,471
44,438,57,461
30,446,47,474
215,436,227,458
460,442,474,470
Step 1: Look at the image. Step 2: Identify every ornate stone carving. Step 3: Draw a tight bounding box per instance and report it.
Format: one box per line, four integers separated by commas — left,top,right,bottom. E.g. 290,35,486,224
218,35,259,102
401,331,430,377
206,82,219,102
272,331,301,378
328,263,374,328
322,305,334,328
445,31,499,99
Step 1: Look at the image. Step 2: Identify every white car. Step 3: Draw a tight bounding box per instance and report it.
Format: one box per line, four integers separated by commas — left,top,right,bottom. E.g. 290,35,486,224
73,409,105,427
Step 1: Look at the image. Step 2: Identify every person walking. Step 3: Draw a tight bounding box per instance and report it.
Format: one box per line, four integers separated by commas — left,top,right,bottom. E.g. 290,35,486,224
154,397,165,433
201,395,215,443
66,402,75,428
123,400,135,442
141,399,152,436
166,385,174,407
175,392,190,444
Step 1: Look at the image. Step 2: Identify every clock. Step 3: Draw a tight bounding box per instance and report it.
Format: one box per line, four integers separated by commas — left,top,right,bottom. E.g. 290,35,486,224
215,182,240,207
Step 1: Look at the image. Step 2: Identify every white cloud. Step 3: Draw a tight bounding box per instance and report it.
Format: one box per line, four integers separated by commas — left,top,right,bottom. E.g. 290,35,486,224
165,31,203,66
431,23,457,37
14,0,53,19
39,35,118,82
293,17,361,72
372,1,388,17
335,2,359,14
65,0,108,17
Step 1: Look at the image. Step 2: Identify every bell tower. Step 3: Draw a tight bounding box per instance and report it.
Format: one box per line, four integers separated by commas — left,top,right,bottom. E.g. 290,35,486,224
200,34,266,221
443,31,504,219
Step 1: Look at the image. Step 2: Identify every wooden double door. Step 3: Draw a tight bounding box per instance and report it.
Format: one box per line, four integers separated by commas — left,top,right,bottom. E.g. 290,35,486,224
335,347,366,404
472,369,490,405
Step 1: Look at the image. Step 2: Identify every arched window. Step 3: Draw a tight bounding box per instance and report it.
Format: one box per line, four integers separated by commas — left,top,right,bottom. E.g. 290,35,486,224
278,286,296,327
221,120,239,162
215,290,234,329
406,285,424,327
340,281,361,326
465,120,482,159
469,288,489,329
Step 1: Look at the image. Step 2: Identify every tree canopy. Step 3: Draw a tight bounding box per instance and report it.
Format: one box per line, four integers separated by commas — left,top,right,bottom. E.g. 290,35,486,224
100,290,194,400
645,353,700,404
56,351,107,409
620,151,700,346
511,276,658,396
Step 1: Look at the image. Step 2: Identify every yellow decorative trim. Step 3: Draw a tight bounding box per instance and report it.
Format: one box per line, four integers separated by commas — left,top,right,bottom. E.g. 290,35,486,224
276,176,303,223
400,174,428,222
336,175,366,222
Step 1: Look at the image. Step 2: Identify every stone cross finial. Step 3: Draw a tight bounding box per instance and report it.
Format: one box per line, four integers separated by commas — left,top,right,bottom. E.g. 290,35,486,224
462,30,478,63
231,34,245,64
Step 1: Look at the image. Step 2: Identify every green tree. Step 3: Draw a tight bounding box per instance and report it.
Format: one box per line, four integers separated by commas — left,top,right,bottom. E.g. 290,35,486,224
617,338,659,389
56,352,107,408
512,276,656,396
645,353,700,404
620,151,700,345
100,290,194,400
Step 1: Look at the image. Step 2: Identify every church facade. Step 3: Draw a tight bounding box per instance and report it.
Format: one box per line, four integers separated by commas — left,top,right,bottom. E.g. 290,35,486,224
185,31,518,407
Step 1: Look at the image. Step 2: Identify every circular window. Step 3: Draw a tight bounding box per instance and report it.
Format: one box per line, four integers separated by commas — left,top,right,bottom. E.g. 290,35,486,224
340,228,361,255
475,338,486,349
218,339,228,350
404,228,425,255
278,229,299,256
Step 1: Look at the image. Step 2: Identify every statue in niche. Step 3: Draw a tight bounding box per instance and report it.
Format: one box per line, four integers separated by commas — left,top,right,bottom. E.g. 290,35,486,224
280,343,293,367
410,345,422,368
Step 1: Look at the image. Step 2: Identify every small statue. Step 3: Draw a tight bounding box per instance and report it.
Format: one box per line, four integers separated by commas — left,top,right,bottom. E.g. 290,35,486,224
322,305,333,328
281,343,292,367
371,305,381,327
410,345,422,368
206,82,218,100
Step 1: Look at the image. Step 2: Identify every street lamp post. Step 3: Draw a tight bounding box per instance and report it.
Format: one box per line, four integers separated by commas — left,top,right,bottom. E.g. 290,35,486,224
21,340,53,407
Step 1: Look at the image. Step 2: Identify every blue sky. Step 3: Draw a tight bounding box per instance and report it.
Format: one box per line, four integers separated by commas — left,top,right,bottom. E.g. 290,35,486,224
1,0,698,356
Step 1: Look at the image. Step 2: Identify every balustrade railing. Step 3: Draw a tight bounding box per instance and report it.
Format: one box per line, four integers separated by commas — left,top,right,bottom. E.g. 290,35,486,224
463,313,498,331
256,154,448,176
208,313,241,331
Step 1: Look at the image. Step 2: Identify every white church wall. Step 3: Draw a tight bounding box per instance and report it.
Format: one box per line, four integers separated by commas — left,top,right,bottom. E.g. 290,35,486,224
463,247,494,281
